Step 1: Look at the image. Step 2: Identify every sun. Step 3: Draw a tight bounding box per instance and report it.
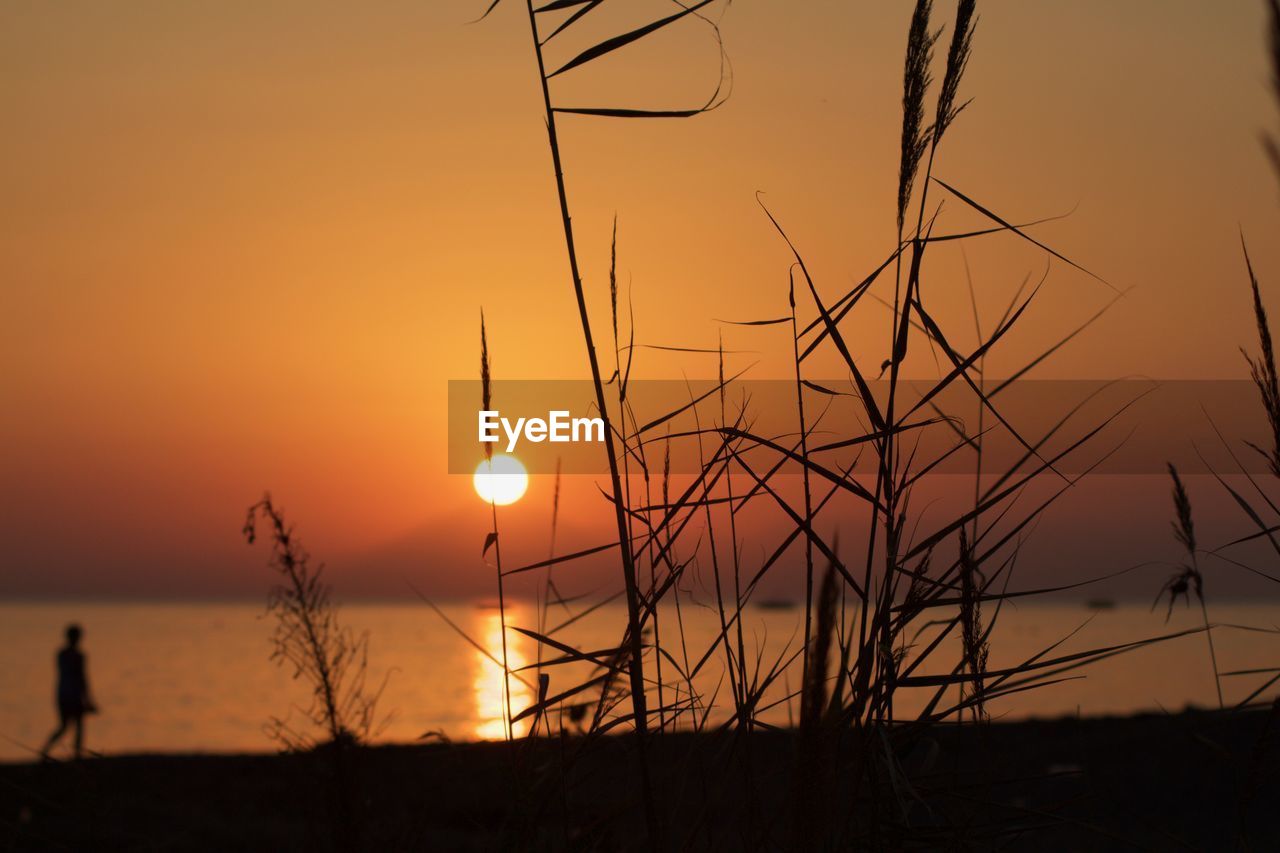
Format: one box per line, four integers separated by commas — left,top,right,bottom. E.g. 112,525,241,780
473,454,528,506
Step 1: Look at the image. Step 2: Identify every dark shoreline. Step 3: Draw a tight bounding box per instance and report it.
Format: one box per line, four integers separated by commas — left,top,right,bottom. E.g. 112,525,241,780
3,707,1277,851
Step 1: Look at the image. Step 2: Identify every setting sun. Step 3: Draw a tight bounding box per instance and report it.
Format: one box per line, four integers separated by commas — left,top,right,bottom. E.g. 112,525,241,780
473,454,528,506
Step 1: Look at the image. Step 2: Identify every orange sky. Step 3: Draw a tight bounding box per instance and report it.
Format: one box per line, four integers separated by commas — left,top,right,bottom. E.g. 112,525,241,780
3,1,1280,599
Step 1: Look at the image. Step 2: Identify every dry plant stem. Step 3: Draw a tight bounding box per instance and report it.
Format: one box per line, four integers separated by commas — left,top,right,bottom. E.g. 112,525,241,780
720,351,750,721
1168,463,1224,710
535,459,560,684
873,3,938,726
1200,591,1224,710
691,388,744,715
637,452,670,732
481,313,515,740
522,0,657,837
662,439,699,715
272,507,342,741
716,364,757,831
789,276,818,716
611,232,669,732
491,499,515,739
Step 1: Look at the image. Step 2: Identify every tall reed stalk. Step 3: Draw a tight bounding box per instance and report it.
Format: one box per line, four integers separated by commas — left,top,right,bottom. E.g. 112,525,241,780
510,0,719,839
1163,464,1223,709
480,311,515,739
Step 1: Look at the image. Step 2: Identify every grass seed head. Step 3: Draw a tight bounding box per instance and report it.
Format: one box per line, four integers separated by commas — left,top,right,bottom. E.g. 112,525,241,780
898,0,939,232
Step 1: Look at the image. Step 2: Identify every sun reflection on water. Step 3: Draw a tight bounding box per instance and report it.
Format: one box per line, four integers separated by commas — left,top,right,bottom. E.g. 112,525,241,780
472,607,533,740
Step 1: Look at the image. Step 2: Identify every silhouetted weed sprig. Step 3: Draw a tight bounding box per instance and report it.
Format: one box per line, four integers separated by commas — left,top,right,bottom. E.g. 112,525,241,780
243,496,382,749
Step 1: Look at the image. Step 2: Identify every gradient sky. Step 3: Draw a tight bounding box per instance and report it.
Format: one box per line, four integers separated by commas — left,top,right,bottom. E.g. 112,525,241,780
3,1,1280,600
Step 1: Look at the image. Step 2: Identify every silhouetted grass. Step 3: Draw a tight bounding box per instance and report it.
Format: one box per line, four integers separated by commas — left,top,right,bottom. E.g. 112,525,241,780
478,310,517,742
1158,463,1223,709
243,496,381,749
243,496,385,850
418,0,1279,848
210,35,1277,851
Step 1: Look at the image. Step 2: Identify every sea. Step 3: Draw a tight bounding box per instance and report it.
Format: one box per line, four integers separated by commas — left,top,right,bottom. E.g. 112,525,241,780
1,600,1276,762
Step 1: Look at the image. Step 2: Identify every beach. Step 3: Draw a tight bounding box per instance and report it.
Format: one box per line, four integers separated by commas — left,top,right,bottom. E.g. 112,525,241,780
3,708,1277,850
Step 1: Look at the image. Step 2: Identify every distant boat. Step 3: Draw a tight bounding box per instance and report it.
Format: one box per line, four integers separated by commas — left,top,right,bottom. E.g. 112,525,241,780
1085,598,1116,610
755,598,796,611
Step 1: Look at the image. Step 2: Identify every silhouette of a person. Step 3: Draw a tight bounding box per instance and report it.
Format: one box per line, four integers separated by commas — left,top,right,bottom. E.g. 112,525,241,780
41,624,95,760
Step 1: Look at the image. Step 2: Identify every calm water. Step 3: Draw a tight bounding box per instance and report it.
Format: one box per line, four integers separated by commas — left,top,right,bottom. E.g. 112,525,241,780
1,600,1277,762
